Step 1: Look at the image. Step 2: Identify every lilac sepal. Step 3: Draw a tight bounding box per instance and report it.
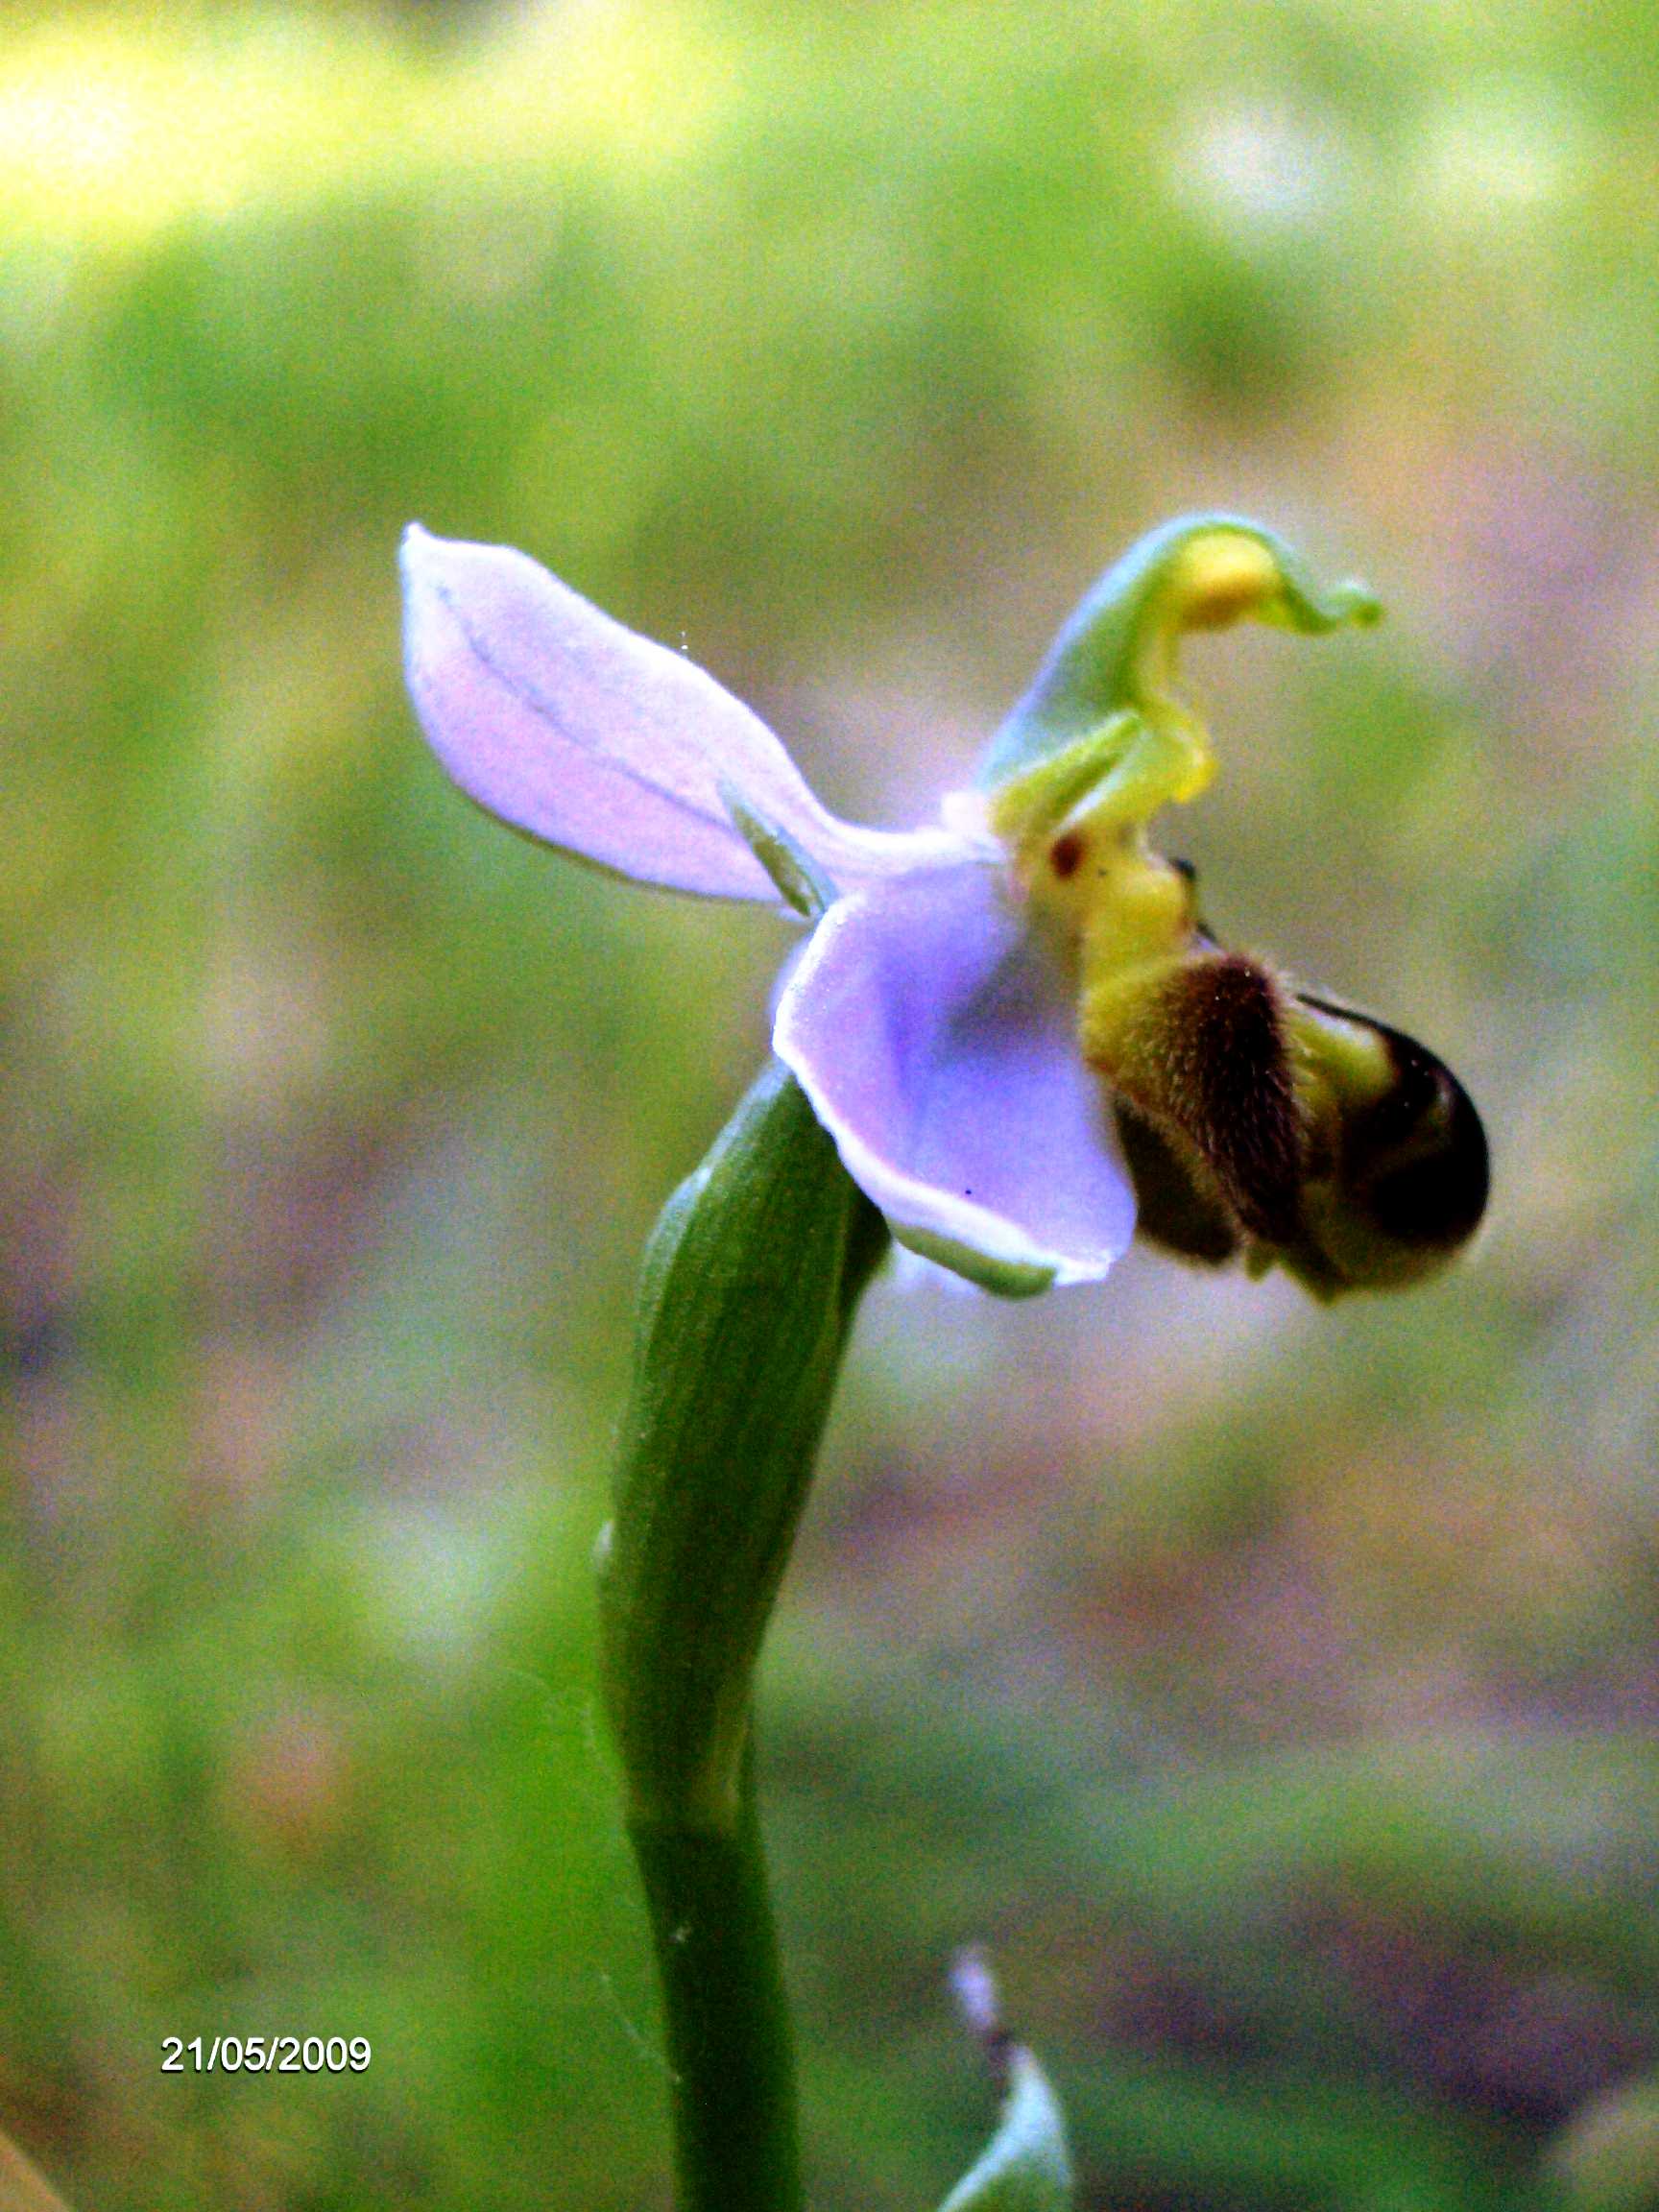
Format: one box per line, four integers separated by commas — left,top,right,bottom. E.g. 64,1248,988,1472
400,526,964,907
773,865,1136,1292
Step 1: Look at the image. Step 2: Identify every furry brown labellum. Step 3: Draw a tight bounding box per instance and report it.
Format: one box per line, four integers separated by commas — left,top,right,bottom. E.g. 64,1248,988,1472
1098,949,1489,1296
1095,951,1306,1248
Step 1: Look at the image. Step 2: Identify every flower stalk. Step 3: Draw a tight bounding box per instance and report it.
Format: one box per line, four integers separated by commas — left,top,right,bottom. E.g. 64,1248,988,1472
598,1060,888,2212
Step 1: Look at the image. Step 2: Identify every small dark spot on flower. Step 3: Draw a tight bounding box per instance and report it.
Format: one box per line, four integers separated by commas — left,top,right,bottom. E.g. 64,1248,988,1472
1050,832,1084,878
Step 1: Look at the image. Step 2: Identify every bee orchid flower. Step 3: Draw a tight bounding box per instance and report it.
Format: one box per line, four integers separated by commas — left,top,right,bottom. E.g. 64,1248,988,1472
400,515,1487,1301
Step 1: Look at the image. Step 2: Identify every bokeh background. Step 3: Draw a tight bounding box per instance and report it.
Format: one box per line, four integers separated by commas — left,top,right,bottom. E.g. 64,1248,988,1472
3,2,1658,2206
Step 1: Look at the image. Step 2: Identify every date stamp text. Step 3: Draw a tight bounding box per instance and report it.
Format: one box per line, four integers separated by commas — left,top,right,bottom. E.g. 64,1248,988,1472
161,2035,371,2075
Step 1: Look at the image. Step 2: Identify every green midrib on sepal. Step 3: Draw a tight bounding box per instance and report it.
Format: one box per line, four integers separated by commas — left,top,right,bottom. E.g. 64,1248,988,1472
719,777,837,919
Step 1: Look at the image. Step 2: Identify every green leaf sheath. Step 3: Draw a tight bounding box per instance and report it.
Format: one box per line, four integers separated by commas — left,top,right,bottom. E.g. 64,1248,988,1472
598,1061,888,2212
600,1059,887,1834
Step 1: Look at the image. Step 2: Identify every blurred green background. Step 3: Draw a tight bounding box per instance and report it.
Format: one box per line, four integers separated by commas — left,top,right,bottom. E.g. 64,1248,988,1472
3,2,1657,2206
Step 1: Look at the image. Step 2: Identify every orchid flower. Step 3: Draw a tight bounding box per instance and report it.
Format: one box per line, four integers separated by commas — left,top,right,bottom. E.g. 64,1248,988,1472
399,513,1491,2212
400,515,1487,1302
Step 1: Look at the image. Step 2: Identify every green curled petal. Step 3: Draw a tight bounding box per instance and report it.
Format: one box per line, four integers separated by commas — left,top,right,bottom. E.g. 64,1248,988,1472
978,513,1381,795
891,1222,1055,1299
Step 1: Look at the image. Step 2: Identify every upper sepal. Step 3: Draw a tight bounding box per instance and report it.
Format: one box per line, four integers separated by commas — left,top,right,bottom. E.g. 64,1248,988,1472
400,524,968,908
401,524,794,902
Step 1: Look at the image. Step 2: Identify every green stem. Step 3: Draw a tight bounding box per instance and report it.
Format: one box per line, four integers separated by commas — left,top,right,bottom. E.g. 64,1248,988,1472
631,1751,800,2212
599,1062,887,2212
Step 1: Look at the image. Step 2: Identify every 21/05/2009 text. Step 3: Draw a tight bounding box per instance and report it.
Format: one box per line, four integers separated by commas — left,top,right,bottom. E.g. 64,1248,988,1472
161,2035,370,2074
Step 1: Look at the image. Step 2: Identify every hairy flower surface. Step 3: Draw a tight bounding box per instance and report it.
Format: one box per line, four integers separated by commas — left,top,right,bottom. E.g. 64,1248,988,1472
401,517,1487,1299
